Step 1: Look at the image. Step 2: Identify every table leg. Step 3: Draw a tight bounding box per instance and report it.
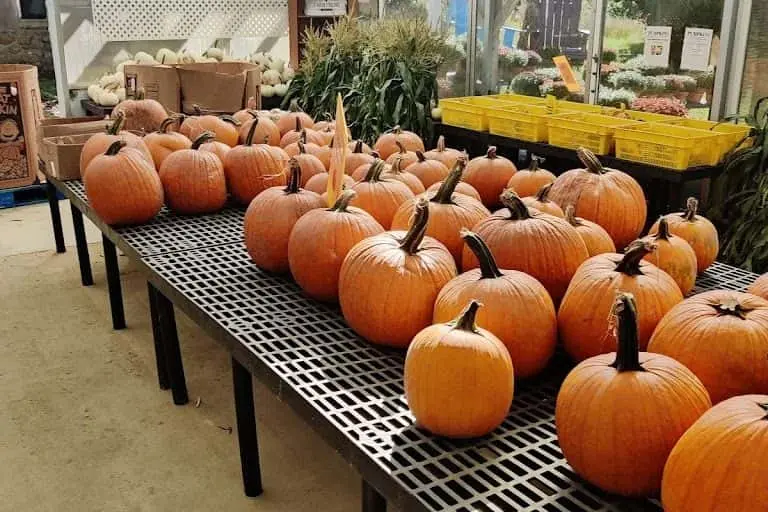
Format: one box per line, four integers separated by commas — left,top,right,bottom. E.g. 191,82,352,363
102,235,126,330
71,204,93,286
362,480,386,512
147,283,170,391
155,291,188,405
46,181,65,253
232,357,263,497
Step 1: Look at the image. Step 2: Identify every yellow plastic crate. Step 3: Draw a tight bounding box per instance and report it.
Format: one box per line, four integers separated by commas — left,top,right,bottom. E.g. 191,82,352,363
490,93,547,105
553,100,614,115
486,103,556,142
547,113,640,155
659,119,752,159
614,123,721,170
440,94,547,131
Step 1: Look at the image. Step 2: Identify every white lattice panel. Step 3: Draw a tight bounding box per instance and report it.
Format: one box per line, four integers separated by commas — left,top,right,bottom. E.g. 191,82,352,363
91,0,288,41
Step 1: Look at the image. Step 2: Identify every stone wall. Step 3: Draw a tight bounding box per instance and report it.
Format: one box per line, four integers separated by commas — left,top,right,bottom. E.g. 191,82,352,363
0,21,54,79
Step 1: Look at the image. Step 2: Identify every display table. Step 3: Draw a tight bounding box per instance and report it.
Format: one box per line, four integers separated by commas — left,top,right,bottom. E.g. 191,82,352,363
44,175,757,511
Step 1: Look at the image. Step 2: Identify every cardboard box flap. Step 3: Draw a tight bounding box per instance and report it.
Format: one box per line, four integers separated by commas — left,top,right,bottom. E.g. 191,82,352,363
178,62,261,114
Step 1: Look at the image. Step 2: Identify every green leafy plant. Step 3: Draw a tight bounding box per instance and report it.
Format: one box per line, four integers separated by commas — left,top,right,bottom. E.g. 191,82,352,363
541,80,570,99
510,72,543,97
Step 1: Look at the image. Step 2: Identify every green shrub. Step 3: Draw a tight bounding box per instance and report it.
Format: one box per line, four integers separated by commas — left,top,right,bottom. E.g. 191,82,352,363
602,49,618,63
541,80,570,99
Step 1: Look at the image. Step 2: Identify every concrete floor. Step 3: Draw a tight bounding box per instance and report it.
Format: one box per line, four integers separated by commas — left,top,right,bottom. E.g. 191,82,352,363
0,200,364,511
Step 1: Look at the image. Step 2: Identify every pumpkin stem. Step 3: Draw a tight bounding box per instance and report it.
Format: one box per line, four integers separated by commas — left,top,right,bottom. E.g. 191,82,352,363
191,131,216,150
105,140,126,156
759,402,768,419
529,155,542,171
285,159,302,194
461,229,503,279
295,117,301,133
391,156,405,175
433,157,466,205
577,147,605,175
610,292,645,372
299,129,307,145
615,241,655,276
107,112,125,135
564,205,581,226
245,118,260,146
331,190,356,212
246,110,259,119
500,190,532,220
451,300,483,333
390,125,402,135
435,135,446,152
353,140,363,154
535,182,553,202
192,104,204,116
363,159,386,182
395,140,407,155
486,146,498,159
219,115,241,127
298,141,306,154
399,197,430,255
713,296,752,319
158,116,178,133
684,197,699,221
416,150,426,163
655,217,672,241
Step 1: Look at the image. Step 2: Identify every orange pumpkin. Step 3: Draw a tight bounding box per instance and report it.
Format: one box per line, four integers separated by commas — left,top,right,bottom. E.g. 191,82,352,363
180,112,241,147
315,126,334,146
338,198,457,347
80,113,153,173
405,300,514,438
558,241,683,362
199,140,231,163
284,131,330,169
463,146,518,209
232,106,257,125
313,119,333,132
280,120,324,148
224,121,287,204
344,140,375,175
423,135,462,170
649,197,718,273
426,180,481,201
505,156,555,197
83,140,163,225
158,132,227,214
143,117,191,169
407,150,450,188
373,125,425,160
661,394,768,511
290,142,326,186
350,154,388,181
243,159,324,273
349,160,415,228
521,183,564,218
564,205,616,257
462,191,588,303
747,272,768,299
548,148,647,249
641,216,697,295
434,231,556,378
238,111,281,146
111,90,167,133
386,156,425,195
288,190,384,302
648,290,768,403
385,141,419,169
348,139,372,154
556,292,711,497
276,101,314,136
304,172,354,195
391,159,490,266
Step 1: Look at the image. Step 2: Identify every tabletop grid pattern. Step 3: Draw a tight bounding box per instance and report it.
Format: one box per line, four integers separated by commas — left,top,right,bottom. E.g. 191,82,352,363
145,242,759,512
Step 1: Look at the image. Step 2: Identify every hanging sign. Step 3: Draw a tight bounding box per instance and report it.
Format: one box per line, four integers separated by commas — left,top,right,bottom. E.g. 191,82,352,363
644,26,672,67
680,27,714,71
552,56,581,93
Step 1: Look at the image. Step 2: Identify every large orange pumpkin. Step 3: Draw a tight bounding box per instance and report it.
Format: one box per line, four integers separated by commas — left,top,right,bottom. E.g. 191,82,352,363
158,133,227,214
521,183,564,218
386,156,425,195
143,117,191,169
649,197,719,273
304,172,354,195
243,159,324,273
462,191,588,303
407,150,450,188
423,135,462,170
83,140,164,225
338,198,457,347
463,147,517,209
747,272,768,299
564,205,616,257
558,240,683,362
426,180,481,201
391,159,490,266
661,394,768,511
405,300,514,438
111,90,167,133
345,140,375,175
179,113,241,147
276,101,314,136
506,156,556,197
640,216,697,295
223,121,287,204
648,290,768,403
384,141,419,169
288,190,384,302
556,292,711,497
548,148,646,249
373,126,425,160
238,112,281,146
349,160,415,228
80,113,153,173
434,231,556,378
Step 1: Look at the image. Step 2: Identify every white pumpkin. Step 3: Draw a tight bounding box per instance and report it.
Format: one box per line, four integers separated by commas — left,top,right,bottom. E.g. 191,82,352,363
262,69,281,86
251,52,271,68
273,83,289,97
116,59,135,73
116,87,126,102
112,53,132,67
205,48,225,61
261,85,275,98
269,58,285,73
87,84,103,101
98,73,120,89
134,51,157,65
282,67,295,82
431,107,442,120
156,48,178,65
177,51,197,64
97,90,120,107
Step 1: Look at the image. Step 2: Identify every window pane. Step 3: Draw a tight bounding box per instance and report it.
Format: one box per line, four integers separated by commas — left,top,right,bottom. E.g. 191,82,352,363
20,0,47,19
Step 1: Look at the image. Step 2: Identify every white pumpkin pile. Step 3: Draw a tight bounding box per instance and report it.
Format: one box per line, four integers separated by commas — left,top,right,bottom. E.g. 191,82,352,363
249,52,294,98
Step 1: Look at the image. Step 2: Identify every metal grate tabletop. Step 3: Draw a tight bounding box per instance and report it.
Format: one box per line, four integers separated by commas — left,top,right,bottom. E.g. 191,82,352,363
145,243,756,512
64,180,246,256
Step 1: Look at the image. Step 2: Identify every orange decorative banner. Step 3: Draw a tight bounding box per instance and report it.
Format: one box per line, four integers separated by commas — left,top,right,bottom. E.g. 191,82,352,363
552,56,582,93
327,93,349,206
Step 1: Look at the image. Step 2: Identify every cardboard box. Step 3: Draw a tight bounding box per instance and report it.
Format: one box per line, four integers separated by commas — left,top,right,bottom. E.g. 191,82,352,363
0,64,43,189
36,116,108,164
41,133,93,181
124,62,261,115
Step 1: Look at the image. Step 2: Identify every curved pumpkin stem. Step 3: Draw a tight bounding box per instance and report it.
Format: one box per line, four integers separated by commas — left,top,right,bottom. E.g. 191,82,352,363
399,197,430,255
435,135,446,152
330,190,356,212
416,150,426,163
683,197,699,221
486,146,498,159
246,109,259,119
107,112,126,135
363,159,386,182
298,141,307,154
295,117,301,133
615,241,655,276
655,217,672,241
534,182,554,202
577,147,605,175
759,402,768,419
191,131,216,150
285,159,302,194
564,205,582,227
451,300,483,333
391,156,406,175
610,292,645,372
500,190,531,220
461,230,503,279
433,157,466,205
299,129,307,145
105,140,126,156
353,140,363,154
529,155,542,171
158,116,179,133
219,115,241,127
245,118,260,146
395,140,407,155
389,125,403,135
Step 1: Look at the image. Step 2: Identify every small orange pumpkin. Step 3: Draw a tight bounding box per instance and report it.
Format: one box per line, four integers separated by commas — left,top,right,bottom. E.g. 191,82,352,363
111,90,167,133
640,216,698,295
349,160,415,228
423,135,463,170
386,157,426,195
649,197,719,273
405,300,514,438
180,111,241,147
521,183,564,218
463,146,517,209
344,140,375,175
373,126,425,160
238,111,281,146
280,120,324,148
304,172,354,195
407,150,450,188
426,179,481,201
291,142,327,186
385,141,418,169
505,156,555,197
80,113,153,173
348,139,372,154
243,159,324,273
564,205,616,257
276,100,314,136
284,131,330,169
350,154,387,181
199,140,231,163
223,120,287,204
143,117,191,169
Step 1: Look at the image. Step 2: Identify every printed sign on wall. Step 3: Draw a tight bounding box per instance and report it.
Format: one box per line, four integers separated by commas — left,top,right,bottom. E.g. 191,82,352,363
644,26,672,68
681,27,714,71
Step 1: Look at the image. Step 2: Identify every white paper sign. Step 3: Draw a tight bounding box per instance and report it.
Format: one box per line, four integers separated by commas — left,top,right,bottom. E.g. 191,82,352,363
680,27,714,71
644,26,672,67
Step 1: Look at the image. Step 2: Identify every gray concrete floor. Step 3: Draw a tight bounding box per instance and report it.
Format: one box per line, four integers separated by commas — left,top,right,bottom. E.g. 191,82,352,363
0,200,363,511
